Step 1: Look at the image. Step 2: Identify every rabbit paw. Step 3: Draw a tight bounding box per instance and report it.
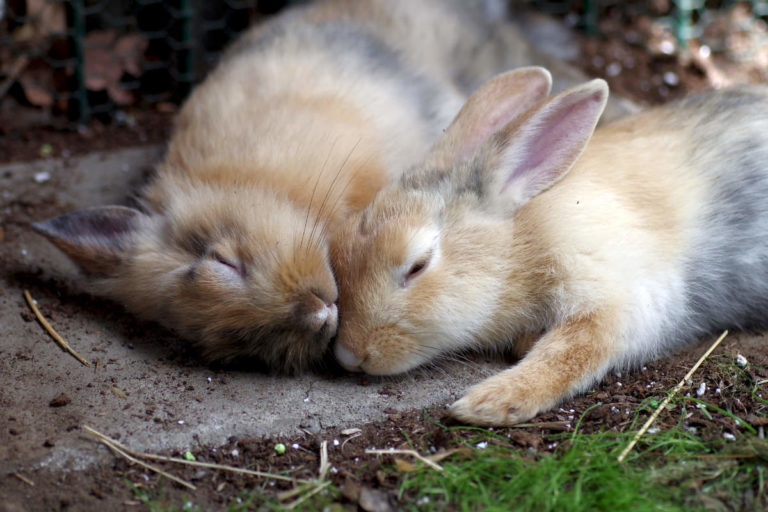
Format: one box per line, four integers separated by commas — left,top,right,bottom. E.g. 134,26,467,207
449,372,547,426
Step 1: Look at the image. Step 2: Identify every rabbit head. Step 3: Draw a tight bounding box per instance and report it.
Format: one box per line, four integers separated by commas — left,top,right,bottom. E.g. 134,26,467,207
332,68,608,375
33,175,339,373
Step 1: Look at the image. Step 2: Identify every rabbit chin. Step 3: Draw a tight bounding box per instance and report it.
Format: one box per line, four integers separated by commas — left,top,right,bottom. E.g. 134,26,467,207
334,331,434,376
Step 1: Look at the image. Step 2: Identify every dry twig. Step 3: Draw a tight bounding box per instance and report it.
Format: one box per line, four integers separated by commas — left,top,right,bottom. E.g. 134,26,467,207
366,448,443,471
12,472,35,486
318,440,330,481
617,330,729,463
83,426,309,484
281,481,331,510
86,427,196,490
24,290,90,367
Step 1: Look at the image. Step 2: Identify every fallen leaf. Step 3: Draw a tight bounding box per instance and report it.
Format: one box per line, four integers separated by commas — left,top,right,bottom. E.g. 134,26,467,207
84,29,148,105
394,458,418,472
11,0,65,42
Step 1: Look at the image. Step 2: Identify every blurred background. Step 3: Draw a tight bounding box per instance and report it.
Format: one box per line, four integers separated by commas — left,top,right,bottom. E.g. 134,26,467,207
1,0,767,161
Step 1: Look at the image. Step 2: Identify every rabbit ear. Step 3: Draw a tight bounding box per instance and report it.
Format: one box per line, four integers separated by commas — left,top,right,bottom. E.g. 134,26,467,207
426,67,553,168
486,79,608,213
32,206,143,276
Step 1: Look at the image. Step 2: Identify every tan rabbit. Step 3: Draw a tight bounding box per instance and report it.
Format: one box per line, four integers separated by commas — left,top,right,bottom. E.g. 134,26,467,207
32,0,530,372
331,67,768,424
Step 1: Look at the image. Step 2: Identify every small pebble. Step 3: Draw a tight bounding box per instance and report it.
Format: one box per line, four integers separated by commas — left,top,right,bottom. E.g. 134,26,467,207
291,443,299,449
736,354,748,367
662,72,679,86
49,392,71,408
231,449,239,457
659,40,675,54
606,62,621,77
34,171,51,183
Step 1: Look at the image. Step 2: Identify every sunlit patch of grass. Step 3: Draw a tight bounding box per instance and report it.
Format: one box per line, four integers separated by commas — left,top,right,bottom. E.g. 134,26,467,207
393,418,766,512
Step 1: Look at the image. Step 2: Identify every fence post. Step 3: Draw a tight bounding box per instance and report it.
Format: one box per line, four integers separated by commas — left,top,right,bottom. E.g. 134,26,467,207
70,0,89,125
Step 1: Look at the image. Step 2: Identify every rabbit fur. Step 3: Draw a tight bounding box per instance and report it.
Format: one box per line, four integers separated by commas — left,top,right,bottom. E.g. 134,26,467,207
32,0,531,372
331,67,768,424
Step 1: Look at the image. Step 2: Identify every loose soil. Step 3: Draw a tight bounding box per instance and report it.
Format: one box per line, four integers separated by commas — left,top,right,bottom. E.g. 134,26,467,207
2,336,766,511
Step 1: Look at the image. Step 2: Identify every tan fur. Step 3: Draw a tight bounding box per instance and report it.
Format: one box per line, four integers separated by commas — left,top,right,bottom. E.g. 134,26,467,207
39,0,571,372
331,69,755,424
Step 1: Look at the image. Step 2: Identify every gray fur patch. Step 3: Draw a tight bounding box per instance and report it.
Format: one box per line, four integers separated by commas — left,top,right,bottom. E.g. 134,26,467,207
226,18,451,129
679,87,768,336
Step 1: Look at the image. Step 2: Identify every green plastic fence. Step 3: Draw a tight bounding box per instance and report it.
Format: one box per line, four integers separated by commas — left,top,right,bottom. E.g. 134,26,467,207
0,0,765,126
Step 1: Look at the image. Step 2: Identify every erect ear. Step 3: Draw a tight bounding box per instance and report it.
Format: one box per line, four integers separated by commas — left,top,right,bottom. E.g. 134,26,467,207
485,78,608,213
426,67,553,168
31,206,143,276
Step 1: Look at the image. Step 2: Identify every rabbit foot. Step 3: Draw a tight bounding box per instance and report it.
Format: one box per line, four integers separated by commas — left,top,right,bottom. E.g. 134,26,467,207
449,373,546,426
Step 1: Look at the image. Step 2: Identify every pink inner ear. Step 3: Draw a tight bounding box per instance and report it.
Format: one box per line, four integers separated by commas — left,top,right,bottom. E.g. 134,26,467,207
503,90,604,198
456,95,536,160
449,70,552,161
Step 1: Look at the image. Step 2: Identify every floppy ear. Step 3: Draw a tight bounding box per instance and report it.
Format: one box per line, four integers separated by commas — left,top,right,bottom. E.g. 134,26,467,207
426,67,553,168
32,206,143,276
485,79,608,213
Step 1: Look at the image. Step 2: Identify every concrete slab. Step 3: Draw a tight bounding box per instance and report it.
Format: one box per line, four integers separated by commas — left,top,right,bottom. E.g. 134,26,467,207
0,147,506,474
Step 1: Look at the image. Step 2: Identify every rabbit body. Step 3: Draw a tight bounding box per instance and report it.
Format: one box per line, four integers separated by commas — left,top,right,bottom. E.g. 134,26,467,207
332,68,768,424
32,0,524,372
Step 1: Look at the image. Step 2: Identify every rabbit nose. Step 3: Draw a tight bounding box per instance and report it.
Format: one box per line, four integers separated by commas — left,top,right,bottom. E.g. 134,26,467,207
335,342,363,372
300,292,338,336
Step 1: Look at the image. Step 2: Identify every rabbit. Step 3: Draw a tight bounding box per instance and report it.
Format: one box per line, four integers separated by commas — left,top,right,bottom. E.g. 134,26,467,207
31,0,556,373
330,66,768,425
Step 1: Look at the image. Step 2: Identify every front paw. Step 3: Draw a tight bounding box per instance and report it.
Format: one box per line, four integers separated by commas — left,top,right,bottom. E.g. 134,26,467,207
449,374,546,426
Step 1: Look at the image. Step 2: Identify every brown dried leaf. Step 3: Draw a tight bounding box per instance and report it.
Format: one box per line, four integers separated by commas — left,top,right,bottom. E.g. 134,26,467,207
393,458,417,472
20,82,52,107
84,29,148,105
12,0,65,42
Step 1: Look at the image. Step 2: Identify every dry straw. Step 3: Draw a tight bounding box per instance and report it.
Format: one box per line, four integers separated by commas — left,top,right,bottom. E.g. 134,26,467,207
24,289,90,367
617,330,729,463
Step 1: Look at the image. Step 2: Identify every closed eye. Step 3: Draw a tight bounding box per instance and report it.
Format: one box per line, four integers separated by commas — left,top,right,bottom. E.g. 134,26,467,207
211,251,243,276
406,260,427,279
403,250,432,285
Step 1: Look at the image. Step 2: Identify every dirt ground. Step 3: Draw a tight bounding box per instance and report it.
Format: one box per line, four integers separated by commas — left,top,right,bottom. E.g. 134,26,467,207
2,332,766,511
2,4,768,511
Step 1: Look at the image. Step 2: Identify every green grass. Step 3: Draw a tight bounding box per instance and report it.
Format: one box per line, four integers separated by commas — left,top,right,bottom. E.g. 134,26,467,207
127,354,768,511
394,429,765,512
129,418,767,512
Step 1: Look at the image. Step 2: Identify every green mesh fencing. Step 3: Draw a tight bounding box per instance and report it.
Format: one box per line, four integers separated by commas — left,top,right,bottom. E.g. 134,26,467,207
0,0,766,126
